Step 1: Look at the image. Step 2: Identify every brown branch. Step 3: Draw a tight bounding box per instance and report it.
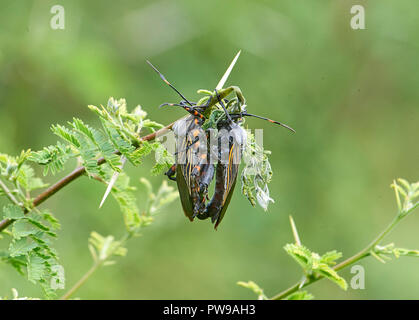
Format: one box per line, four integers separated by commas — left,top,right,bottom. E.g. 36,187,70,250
0,123,174,232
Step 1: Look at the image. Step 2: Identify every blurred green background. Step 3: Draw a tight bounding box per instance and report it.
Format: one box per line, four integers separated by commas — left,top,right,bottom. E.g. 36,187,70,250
1,0,419,299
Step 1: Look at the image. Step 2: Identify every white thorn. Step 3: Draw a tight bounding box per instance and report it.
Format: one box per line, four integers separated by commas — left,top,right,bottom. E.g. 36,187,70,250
215,50,241,90
99,157,127,208
299,276,306,289
289,215,301,246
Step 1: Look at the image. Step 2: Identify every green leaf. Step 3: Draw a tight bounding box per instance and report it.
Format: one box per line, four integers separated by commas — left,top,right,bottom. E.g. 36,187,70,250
71,118,95,141
142,119,164,130
241,131,274,210
285,291,314,300
51,124,80,147
16,164,48,191
40,281,57,300
9,238,38,257
320,250,342,265
111,184,141,232
284,243,347,290
41,210,61,230
150,143,174,176
49,264,65,290
102,121,135,155
148,180,178,214
107,97,127,115
3,204,25,220
75,134,101,176
374,243,419,259
284,243,313,271
0,252,26,275
127,141,154,166
237,281,268,300
27,254,46,283
30,234,58,259
26,218,51,233
316,263,348,290
71,118,121,172
201,109,225,130
12,220,37,239
393,248,419,258
29,142,72,175
89,231,127,262
391,179,419,216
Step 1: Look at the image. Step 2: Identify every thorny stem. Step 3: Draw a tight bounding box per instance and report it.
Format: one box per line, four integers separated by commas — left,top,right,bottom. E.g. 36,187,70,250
1,108,416,299
270,205,418,300
59,262,99,300
0,123,174,233
60,233,132,299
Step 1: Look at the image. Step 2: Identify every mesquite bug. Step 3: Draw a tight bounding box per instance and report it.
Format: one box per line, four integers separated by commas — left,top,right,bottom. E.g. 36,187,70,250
147,60,294,228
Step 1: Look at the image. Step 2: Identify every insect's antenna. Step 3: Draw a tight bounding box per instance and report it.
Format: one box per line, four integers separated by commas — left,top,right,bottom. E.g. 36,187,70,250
240,113,295,133
159,102,186,109
146,60,193,106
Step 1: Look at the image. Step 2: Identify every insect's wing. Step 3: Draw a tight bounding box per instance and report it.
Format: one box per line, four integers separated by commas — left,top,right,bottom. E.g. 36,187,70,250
213,142,241,229
212,163,239,229
206,124,247,228
173,116,210,220
173,116,196,220
175,164,195,221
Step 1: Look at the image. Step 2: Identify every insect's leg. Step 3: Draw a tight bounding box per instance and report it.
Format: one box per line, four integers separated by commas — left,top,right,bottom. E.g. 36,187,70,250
228,113,244,122
160,102,206,122
179,104,206,121
214,89,232,123
192,164,214,220
198,95,213,109
181,100,197,105
173,135,200,157
165,164,177,181
198,163,214,198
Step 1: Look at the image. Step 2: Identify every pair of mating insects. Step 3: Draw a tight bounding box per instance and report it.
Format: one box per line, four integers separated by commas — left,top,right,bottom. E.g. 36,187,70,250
148,61,294,229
